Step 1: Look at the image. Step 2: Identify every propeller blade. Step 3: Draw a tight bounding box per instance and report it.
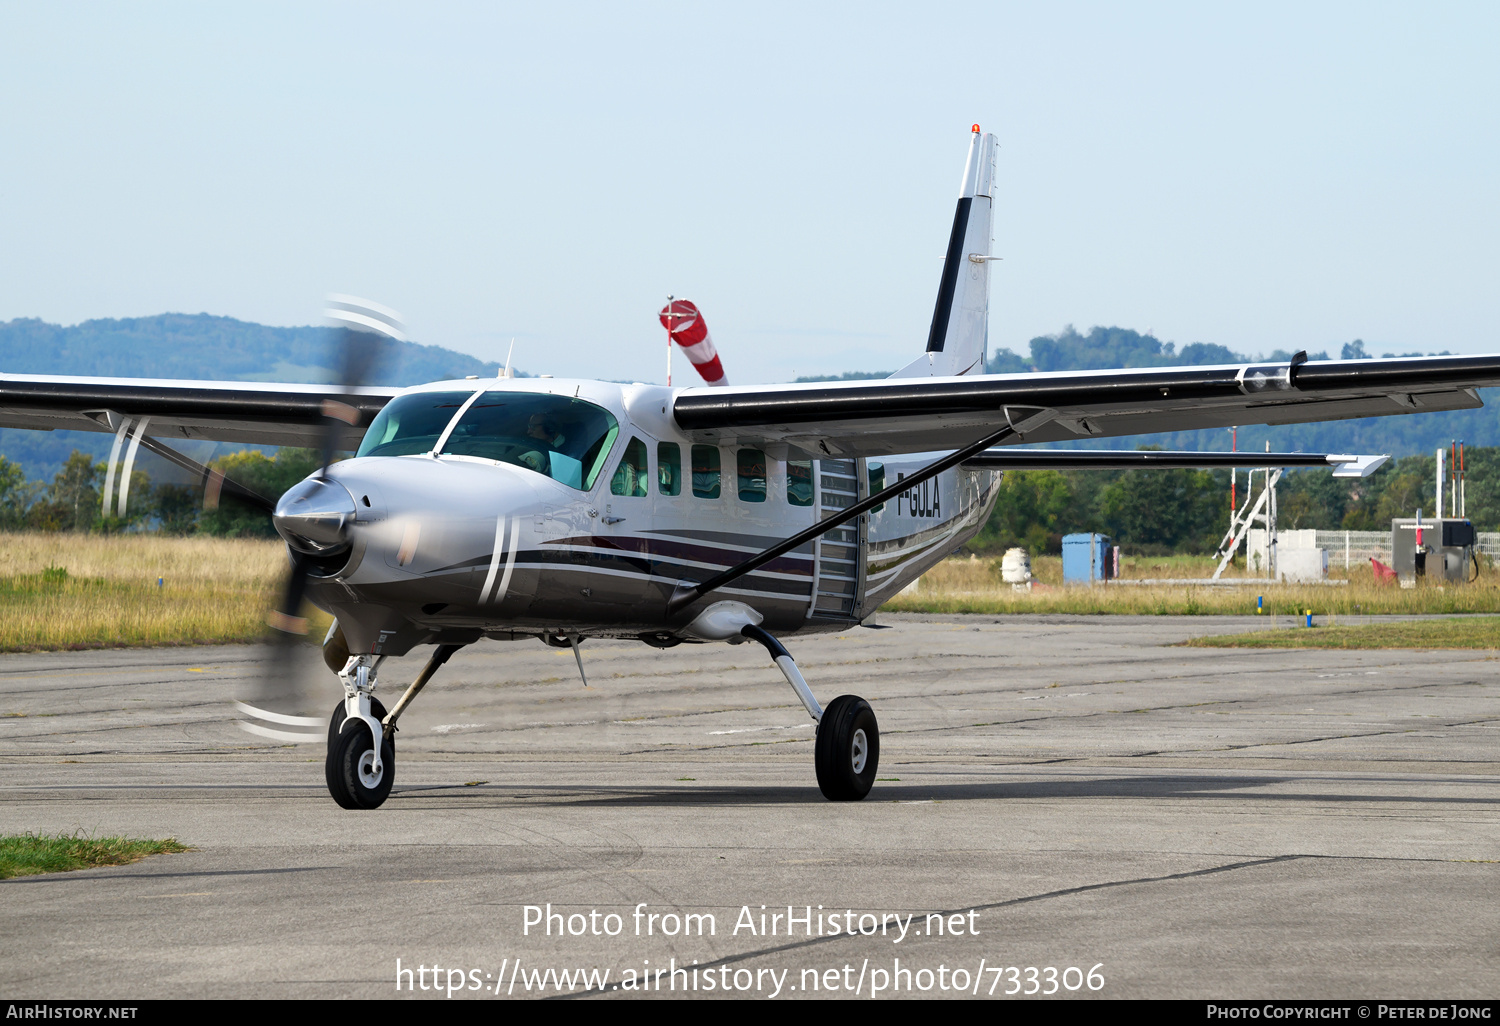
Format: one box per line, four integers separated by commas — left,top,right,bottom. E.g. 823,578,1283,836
237,296,403,745
268,550,313,636
317,295,404,477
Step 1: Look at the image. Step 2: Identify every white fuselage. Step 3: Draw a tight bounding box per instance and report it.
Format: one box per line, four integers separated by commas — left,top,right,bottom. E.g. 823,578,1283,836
291,378,1001,656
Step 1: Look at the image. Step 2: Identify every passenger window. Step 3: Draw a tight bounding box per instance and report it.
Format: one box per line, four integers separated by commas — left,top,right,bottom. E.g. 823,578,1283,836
787,460,813,507
868,461,885,514
658,442,681,496
737,449,767,503
691,445,721,499
610,437,649,497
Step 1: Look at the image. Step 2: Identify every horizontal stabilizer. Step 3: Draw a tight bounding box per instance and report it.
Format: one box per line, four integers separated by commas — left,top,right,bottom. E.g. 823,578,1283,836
961,448,1389,477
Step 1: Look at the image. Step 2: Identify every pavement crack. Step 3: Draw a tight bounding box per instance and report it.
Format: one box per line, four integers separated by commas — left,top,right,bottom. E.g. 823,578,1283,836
545,855,1301,999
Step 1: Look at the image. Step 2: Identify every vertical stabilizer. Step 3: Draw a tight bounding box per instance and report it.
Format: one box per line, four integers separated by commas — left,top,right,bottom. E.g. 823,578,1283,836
893,127,997,379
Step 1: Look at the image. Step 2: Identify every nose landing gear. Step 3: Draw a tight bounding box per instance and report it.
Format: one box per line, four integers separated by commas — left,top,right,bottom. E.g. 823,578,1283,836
323,644,464,810
325,655,393,810
326,694,393,810
740,624,879,801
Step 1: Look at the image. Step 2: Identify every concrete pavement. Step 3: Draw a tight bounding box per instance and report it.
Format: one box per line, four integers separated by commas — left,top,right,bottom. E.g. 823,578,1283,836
1,613,1495,999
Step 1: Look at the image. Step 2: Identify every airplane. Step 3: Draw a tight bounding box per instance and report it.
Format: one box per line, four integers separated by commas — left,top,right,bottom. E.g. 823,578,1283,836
3,126,1497,810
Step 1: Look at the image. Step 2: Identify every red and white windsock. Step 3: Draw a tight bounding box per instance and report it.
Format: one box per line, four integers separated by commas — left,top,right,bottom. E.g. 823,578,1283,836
659,299,728,387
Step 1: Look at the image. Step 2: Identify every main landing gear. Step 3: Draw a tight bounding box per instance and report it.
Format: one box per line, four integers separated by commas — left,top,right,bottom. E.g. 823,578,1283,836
741,624,879,801
324,644,463,810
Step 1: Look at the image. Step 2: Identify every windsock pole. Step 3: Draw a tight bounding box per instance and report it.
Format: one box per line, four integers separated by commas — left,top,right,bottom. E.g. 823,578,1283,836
665,294,674,387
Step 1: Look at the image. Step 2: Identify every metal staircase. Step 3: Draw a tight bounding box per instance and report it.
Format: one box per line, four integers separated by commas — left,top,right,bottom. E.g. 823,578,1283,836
809,459,863,618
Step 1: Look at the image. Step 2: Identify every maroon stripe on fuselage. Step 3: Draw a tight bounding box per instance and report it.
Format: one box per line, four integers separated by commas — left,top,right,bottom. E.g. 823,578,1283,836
545,534,815,577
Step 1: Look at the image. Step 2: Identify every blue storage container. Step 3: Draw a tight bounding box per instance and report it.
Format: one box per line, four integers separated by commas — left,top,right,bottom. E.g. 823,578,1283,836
1062,533,1112,585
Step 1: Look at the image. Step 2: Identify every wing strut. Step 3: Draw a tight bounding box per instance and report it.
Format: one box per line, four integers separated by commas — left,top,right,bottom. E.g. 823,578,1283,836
131,433,276,511
665,409,1056,615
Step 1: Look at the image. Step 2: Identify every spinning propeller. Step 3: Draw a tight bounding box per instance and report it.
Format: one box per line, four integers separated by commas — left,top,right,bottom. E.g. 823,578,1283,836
232,296,405,743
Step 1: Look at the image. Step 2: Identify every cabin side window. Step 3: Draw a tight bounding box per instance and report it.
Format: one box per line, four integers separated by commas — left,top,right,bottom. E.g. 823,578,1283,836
691,445,721,499
610,436,649,497
737,449,767,502
787,460,813,507
868,461,885,514
657,442,681,496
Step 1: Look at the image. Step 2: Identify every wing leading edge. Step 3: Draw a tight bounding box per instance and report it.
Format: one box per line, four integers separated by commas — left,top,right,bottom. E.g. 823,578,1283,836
0,373,400,449
961,449,1389,478
672,354,1500,459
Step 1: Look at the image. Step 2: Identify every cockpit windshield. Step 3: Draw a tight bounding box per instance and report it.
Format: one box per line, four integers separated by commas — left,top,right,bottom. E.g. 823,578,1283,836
439,393,619,490
355,391,474,458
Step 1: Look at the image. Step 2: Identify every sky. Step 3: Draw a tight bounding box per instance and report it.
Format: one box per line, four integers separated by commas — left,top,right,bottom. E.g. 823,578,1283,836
1,2,1497,383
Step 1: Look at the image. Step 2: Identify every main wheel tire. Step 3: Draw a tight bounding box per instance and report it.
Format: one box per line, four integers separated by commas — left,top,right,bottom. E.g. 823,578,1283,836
325,697,392,810
814,695,879,801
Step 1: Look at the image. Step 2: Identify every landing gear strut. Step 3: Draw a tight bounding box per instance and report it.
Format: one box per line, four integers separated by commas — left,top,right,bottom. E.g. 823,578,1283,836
741,624,879,801
325,654,392,810
323,644,464,810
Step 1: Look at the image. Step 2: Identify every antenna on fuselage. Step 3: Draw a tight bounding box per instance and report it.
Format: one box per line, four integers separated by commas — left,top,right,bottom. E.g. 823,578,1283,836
569,635,591,689
501,339,515,379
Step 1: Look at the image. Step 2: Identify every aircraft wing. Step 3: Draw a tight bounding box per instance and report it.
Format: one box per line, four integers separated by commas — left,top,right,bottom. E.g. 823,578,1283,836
671,354,1500,459
961,449,1389,477
0,373,401,449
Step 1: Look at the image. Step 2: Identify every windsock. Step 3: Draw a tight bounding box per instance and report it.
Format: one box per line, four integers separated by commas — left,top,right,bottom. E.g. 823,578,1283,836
659,299,728,386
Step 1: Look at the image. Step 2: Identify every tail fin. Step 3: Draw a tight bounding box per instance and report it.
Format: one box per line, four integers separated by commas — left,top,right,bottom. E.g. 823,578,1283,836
893,127,997,379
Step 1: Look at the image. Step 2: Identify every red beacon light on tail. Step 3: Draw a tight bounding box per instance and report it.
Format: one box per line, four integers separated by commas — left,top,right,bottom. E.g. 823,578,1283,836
659,298,728,387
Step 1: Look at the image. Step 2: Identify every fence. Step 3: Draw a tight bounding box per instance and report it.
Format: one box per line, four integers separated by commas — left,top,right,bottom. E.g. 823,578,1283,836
1308,530,1500,569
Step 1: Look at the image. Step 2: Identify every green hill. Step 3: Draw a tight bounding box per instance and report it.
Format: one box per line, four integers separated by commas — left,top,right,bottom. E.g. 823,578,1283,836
2,314,1494,482
0,313,508,480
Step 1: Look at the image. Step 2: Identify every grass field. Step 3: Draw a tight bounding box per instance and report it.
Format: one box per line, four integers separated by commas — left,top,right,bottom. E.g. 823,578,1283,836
0,532,323,651
1182,616,1500,649
0,532,1496,651
0,833,189,879
885,554,1500,617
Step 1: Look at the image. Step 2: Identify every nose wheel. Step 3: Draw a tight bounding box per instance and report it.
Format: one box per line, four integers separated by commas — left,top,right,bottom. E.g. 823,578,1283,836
326,695,393,810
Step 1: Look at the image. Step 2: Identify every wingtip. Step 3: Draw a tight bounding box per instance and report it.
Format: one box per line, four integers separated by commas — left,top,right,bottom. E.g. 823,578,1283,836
1329,454,1391,478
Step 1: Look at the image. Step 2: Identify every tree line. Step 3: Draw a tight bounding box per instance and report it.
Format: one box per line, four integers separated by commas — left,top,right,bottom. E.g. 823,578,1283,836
966,447,1498,556
0,448,321,536
985,326,1443,375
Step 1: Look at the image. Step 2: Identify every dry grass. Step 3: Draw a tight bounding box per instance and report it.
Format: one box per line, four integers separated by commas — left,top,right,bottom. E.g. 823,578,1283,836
0,531,315,651
3,533,1495,651
885,555,1500,617
0,531,287,585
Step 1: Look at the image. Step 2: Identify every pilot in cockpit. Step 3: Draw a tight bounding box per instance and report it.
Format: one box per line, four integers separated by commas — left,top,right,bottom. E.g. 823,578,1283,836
519,413,564,477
